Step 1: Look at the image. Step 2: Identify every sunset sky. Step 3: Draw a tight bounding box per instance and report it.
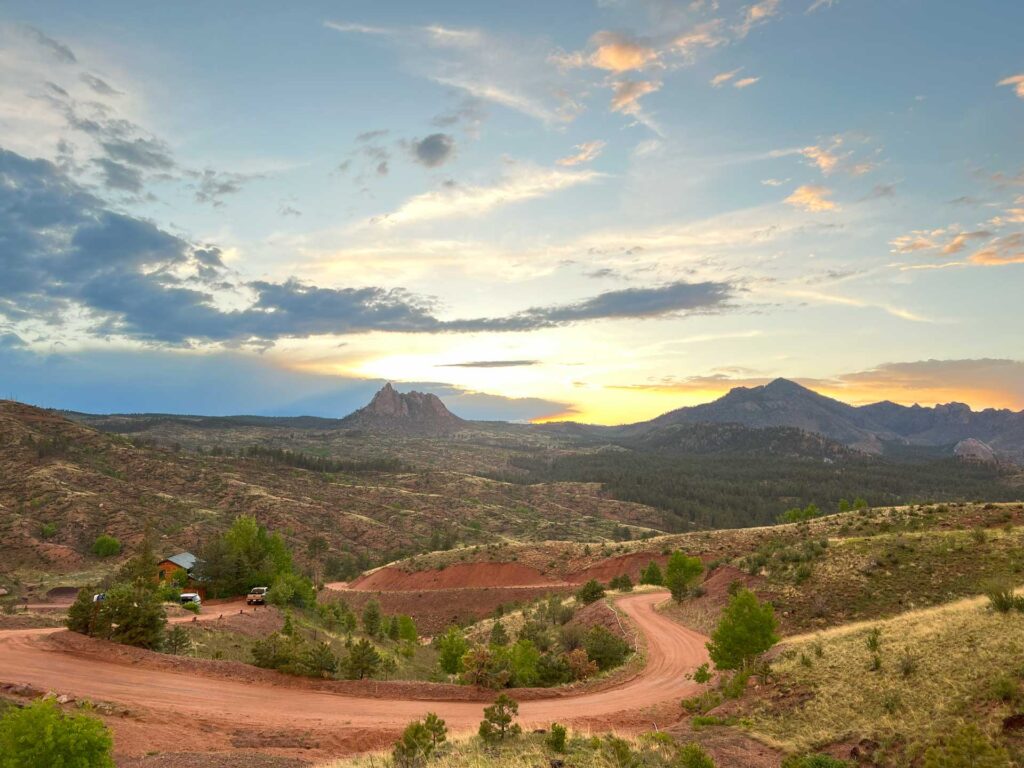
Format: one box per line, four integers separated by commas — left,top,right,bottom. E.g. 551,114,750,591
1,1,1022,423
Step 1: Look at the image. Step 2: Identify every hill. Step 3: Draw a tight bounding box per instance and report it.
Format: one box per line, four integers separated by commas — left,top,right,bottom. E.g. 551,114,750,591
628,378,1024,460
338,383,466,435
0,401,664,580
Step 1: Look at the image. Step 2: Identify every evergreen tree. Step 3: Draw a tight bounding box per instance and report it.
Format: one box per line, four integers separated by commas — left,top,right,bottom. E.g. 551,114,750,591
345,638,381,679
706,589,779,671
362,600,382,637
640,561,663,586
478,693,521,742
489,619,509,646
665,552,704,603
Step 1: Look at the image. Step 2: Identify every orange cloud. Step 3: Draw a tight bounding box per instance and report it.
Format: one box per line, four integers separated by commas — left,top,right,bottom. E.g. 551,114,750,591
784,184,838,212
969,233,1024,265
588,32,659,72
998,73,1024,99
610,79,661,115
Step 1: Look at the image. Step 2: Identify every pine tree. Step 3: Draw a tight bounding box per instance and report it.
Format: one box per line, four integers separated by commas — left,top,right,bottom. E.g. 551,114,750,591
478,693,521,743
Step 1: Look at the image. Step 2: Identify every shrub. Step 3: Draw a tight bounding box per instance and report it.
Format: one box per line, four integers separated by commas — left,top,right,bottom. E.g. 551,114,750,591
692,663,712,684
922,725,1010,768
478,693,520,742
676,742,716,768
665,552,704,603
706,589,779,671
362,600,382,637
782,755,850,768
897,652,917,678
575,579,606,605
565,647,599,680
437,626,469,675
344,638,381,679
546,722,567,752
0,697,113,768
990,673,1021,704
39,522,58,539
267,571,316,609
423,712,447,751
640,561,663,585
91,534,121,558
985,582,1018,613
583,626,630,671
181,601,200,615
164,626,192,655
609,574,634,592
489,620,509,646
393,720,433,768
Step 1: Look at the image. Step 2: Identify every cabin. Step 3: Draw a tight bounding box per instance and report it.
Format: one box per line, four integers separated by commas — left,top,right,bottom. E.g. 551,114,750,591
156,552,206,598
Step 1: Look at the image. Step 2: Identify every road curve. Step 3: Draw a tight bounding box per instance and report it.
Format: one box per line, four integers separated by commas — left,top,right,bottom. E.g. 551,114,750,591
0,591,708,756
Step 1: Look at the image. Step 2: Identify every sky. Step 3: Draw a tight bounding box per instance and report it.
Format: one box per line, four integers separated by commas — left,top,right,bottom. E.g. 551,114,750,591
1,0,1022,423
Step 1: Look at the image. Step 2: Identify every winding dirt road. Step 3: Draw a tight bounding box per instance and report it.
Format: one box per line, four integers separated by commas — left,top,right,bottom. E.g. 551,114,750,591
0,591,708,760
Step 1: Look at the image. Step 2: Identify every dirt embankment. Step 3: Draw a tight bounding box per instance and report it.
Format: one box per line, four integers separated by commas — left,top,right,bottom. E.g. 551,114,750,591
323,584,576,635
350,561,564,590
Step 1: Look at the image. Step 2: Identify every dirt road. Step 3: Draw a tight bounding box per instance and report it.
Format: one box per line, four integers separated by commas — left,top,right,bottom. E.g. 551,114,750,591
0,591,708,759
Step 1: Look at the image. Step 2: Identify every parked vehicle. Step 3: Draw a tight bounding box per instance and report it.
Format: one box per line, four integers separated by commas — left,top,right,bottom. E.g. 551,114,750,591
247,586,269,605
92,593,106,603
179,592,202,606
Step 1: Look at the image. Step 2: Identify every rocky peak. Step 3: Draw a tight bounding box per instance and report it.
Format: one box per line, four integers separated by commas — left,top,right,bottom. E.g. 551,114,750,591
341,384,466,435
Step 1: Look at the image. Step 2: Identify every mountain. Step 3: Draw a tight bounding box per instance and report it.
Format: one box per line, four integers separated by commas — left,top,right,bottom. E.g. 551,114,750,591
338,383,466,435
626,378,1024,459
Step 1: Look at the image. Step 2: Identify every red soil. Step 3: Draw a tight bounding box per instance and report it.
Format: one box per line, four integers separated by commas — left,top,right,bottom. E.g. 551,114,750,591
350,561,563,590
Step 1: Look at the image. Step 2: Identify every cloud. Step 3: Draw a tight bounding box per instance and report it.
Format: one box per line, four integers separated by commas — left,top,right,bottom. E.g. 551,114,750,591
370,164,604,226
736,0,781,37
79,73,121,96
557,140,606,166
447,280,733,332
326,19,582,125
410,133,456,167
761,178,788,187
610,79,661,115
784,184,838,212
801,141,842,174
356,129,389,142
0,147,736,345
189,169,259,207
733,76,760,89
710,68,741,87
997,74,1024,99
969,233,1024,266
93,158,145,193
21,25,76,64
807,0,837,11
439,360,539,368
587,32,660,72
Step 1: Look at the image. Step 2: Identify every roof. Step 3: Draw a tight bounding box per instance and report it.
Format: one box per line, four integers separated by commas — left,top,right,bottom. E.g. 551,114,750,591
162,552,197,570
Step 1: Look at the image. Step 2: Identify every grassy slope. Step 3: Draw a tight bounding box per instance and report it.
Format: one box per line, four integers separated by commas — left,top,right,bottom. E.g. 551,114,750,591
740,594,1024,764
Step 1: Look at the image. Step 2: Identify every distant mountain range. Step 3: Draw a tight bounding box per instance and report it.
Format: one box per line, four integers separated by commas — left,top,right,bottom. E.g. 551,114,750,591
65,379,1024,461
330,380,1024,460
612,378,1024,460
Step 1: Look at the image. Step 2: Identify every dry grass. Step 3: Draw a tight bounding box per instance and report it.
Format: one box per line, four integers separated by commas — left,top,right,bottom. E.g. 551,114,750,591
746,592,1024,758
316,731,674,768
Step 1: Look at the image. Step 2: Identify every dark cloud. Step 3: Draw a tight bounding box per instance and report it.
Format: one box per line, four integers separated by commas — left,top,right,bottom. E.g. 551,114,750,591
446,280,733,332
101,137,174,170
279,204,302,217
93,158,144,193
189,169,257,207
80,73,121,96
432,96,486,135
23,25,76,64
410,133,456,167
0,147,737,346
356,129,389,142
440,360,540,368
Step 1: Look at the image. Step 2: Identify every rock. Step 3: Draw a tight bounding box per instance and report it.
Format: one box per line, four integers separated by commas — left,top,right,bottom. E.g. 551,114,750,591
953,438,997,464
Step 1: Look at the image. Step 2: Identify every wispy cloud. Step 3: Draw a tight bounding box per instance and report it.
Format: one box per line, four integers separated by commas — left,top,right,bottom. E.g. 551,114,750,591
734,76,760,89
997,73,1024,99
784,184,838,212
370,164,604,226
557,140,607,167
736,0,781,38
710,68,742,87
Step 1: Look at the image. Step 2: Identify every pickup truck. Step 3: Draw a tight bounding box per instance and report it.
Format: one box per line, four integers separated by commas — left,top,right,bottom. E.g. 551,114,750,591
246,586,269,605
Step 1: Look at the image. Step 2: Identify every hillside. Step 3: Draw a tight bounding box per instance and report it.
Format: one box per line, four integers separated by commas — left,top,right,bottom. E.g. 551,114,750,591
0,401,664,580
630,378,1024,459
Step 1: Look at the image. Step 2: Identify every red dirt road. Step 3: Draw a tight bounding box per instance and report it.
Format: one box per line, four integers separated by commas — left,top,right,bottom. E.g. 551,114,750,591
0,591,708,760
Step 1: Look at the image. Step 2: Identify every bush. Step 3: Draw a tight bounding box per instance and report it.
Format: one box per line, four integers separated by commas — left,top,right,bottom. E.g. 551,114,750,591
676,742,716,768
583,626,630,671
665,552,704,603
344,638,381,679
39,522,58,539
985,582,1020,613
393,720,433,768
478,693,521,743
706,589,779,671
782,755,850,768
91,534,121,558
267,571,316,609
640,561,663,585
692,662,712,684
437,626,469,675
0,697,113,768
164,626,192,655
922,725,1010,768
575,579,606,605
609,574,634,592
546,722,567,753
